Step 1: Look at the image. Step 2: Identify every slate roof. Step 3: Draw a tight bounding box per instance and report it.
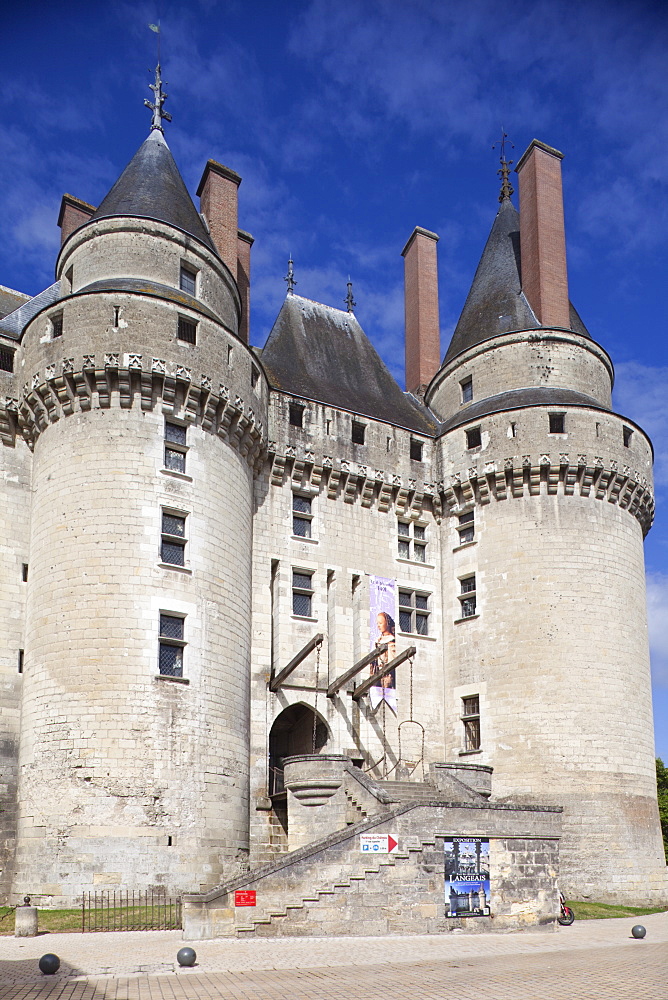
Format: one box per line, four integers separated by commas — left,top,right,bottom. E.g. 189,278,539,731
442,198,590,366
77,278,221,324
260,294,437,434
0,284,31,321
0,282,63,340
90,130,215,253
439,386,610,434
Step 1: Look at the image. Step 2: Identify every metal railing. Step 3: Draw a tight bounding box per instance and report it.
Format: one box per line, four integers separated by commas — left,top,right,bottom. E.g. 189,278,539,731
81,890,181,932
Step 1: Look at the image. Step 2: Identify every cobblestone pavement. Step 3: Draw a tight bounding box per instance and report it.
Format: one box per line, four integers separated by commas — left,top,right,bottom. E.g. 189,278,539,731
0,911,666,999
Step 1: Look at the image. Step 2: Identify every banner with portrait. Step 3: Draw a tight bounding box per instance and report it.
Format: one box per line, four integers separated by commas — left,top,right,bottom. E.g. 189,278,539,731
444,837,491,917
369,575,397,713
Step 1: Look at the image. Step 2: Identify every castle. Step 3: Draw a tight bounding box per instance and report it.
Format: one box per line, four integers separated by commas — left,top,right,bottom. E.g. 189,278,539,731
1,73,666,928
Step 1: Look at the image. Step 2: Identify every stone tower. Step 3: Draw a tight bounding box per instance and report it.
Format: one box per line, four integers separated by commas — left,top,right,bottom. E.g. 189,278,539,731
6,110,266,904
426,140,665,902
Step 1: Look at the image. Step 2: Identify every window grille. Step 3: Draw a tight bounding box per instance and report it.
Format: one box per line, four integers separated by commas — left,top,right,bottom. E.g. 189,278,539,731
549,413,565,434
292,570,314,617
399,590,429,635
159,614,185,677
466,426,481,449
292,494,313,538
164,421,188,473
457,510,475,545
397,521,426,562
161,511,187,566
462,695,481,751
458,576,477,618
0,347,14,373
177,317,197,344
179,265,197,296
51,313,63,338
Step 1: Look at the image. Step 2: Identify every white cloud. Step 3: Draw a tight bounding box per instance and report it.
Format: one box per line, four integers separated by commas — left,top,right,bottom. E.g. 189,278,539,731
647,571,668,687
613,362,668,488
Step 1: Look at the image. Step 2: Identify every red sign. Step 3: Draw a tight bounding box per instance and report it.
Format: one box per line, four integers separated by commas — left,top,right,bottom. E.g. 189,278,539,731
234,890,256,907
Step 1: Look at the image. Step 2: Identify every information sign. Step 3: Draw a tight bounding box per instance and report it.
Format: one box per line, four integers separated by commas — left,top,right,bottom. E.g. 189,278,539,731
360,834,398,854
234,890,257,906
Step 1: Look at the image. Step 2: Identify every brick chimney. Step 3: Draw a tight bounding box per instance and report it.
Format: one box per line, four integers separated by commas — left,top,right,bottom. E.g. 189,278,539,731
515,140,570,329
57,194,95,245
196,160,242,276
402,227,441,396
237,229,254,344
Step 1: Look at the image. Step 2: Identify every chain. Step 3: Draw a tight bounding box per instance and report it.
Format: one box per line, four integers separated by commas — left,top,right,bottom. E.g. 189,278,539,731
409,652,414,721
312,639,322,753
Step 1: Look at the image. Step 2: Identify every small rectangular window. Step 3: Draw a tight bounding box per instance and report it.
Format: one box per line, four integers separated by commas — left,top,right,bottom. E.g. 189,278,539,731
177,317,197,344
0,347,14,373
549,413,565,434
289,402,304,427
352,421,366,445
457,510,475,545
164,421,188,474
397,521,427,562
410,438,423,461
398,590,430,635
466,426,481,449
18,649,24,674
623,426,633,447
461,377,473,403
159,613,185,677
251,365,260,388
458,575,477,619
292,570,314,617
51,313,63,338
179,265,197,296
161,510,187,566
21,563,28,582
462,695,481,751
292,494,313,538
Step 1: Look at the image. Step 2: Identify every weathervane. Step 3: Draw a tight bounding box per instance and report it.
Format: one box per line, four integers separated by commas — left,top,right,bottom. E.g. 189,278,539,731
144,24,171,133
492,129,514,202
284,257,296,294
345,277,356,312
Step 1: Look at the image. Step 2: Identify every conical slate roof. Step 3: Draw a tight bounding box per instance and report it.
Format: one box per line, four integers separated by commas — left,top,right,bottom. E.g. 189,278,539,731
442,198,590,366
90,130,215,252
261,294,437,434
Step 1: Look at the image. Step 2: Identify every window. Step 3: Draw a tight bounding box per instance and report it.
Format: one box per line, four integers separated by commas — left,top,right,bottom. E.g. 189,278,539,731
292,494,313,538
549,412,565,434
164,421,188,474
462,695,481,751
458,575,477,619
179,264,197,296
21,563,28,582
461,377,473,403
352,421,366,445
410,438,423,461
466,426,481,449
457,510,475,545
158,614,185,677
289,402,304,428
623,426,633,448
18,649,24,674
251,365,259,388
51,313,63,338
399,590,429,635
0,347,14,373
177,317,197,344
161,510,187,566
508,422,517,438
398,521,426,562
292,570,314,617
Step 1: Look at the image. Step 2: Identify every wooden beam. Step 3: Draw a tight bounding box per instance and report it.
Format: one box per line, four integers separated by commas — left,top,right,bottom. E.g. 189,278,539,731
327,644,389,698
269,633,323,692
351,646,416,701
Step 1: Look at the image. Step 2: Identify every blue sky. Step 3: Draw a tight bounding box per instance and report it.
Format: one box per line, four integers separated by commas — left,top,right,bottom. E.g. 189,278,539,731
3,0,667,756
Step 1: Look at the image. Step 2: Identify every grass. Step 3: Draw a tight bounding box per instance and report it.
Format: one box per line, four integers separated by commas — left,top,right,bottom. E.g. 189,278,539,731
0,905,180,935
566,900,668,920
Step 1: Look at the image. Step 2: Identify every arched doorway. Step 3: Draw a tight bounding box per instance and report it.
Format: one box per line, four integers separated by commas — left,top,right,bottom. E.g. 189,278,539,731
268,704,329,837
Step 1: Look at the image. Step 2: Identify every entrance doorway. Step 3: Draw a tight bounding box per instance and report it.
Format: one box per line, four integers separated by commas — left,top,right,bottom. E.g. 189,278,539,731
268,704,329,837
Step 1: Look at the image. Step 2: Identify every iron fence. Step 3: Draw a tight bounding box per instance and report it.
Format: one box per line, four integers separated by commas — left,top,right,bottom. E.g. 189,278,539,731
81,890,182,932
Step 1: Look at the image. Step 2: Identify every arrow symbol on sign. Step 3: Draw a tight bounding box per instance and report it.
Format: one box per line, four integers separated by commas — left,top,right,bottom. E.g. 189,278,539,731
388,835,398,853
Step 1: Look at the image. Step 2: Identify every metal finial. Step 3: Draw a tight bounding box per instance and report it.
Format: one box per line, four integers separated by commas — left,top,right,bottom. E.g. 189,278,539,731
284,257,296,295
345,277,356,313
492,129,515,202
144,63,172,133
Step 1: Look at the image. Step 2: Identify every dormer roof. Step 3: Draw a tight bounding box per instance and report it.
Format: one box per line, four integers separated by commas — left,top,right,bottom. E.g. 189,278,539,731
90,130,215,253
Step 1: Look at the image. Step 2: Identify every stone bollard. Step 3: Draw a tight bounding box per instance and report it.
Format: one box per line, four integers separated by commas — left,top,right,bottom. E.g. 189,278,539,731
15,897,38,937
